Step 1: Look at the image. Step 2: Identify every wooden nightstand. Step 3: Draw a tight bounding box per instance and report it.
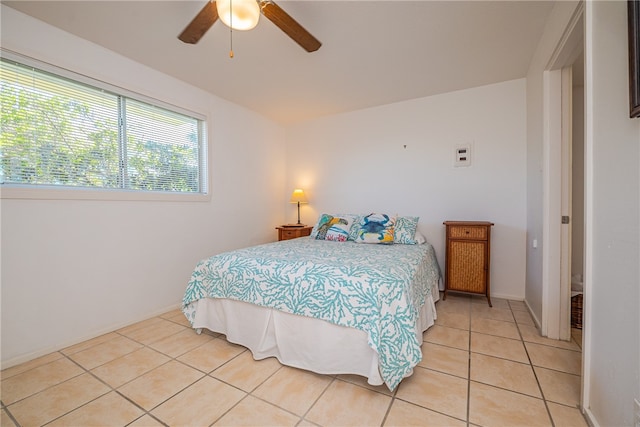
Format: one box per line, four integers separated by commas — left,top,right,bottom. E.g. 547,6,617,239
443,221,494,306
276,226,313,241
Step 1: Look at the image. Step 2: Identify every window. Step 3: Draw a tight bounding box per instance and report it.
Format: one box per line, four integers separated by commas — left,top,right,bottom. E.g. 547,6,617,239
0,55,207,198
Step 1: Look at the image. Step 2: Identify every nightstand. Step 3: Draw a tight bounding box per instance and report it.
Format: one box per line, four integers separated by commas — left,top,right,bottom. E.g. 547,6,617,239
443,221,494,306
276,226,313,241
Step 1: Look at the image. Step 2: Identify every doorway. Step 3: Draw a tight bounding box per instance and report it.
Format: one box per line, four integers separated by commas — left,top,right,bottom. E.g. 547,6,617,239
541,3,584,342
570,54,585,342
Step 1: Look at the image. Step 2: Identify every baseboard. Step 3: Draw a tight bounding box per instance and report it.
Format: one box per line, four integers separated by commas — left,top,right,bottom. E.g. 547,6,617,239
524,299,542,329
491,292,526,302
583,406,600,427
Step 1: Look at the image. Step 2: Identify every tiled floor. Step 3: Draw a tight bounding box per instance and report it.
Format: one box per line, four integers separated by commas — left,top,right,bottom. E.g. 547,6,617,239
1,293,588,426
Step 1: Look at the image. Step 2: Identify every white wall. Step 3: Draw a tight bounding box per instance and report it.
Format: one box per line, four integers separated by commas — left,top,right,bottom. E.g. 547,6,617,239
0,6,286,367
286,79,528,300
585,1,640,425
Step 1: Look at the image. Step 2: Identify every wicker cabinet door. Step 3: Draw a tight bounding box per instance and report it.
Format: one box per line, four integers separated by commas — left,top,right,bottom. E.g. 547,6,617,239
443,221,494,306
447,240,487,293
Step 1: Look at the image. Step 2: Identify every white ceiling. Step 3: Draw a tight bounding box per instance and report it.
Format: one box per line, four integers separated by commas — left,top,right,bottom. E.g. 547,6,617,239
3,1,555,124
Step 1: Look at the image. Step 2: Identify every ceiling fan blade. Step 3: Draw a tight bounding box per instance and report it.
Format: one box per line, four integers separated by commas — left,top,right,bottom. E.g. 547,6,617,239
260,0,321,52
178,1,219,44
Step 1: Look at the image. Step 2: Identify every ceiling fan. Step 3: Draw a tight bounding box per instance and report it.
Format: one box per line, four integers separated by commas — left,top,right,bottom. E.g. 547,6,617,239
178,0,321,53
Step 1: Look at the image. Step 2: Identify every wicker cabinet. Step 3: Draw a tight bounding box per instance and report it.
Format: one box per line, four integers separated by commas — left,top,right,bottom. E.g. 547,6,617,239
443,221,494,306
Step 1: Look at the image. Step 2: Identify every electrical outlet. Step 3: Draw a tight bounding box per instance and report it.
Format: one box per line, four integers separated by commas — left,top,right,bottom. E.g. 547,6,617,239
454,144,471,167
634,398,640,427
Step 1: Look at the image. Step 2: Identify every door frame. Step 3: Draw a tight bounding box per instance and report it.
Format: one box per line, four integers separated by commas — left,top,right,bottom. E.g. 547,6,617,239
541,4,583,341
541,1,590,413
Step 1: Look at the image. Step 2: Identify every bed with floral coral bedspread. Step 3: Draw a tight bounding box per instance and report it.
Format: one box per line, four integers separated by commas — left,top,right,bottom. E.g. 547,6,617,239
182,237,440,390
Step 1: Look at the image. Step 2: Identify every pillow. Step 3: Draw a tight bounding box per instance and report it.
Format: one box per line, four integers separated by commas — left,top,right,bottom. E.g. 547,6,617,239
355,213,395,244
394,216,419,244
414,231,427,244
310,214,331,238
321,213,363,240
312,214,356,242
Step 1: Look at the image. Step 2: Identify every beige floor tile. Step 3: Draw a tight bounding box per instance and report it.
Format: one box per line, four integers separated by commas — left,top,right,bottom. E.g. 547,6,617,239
159,308,183,320
435,296,471,314
519,324,581,350
214,395,300,426
509,300,529,312
119,318,187,345
471,317,520,339
384,399,466,427
473,296,509,310
172,311,198,330
202,329,223,339
306,379,392,427
396,367,467,420
148,328,214,358
470,353,541,398
1,358,84,405
118,360,204,410
419,342,469,379
535,366,581,406
513,310,536,326
491,298,511,310
471,304,515,322
434,310,470,330
61,332,119,356
572,328,583,349
7,373,110,427
338,374,392,395
471,332,529,363
151,376,245,426
469,381,552,427
253,366,332,415
128,414,166,427
0,352,64,380
547,402,589,427
423,325,469,351
91,347,170,388
47,391,144,427
211,351,281,392
1,409,18,427
177,337,246,373
1,307,587,427
525,342,581,375
66,335,143,370
117,316,165,335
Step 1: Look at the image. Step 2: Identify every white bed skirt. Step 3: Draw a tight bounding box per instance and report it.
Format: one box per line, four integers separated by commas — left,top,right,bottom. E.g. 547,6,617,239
191,283,439,387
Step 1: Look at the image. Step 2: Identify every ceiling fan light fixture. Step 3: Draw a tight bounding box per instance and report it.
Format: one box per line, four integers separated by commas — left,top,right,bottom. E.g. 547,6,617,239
216,0,260,31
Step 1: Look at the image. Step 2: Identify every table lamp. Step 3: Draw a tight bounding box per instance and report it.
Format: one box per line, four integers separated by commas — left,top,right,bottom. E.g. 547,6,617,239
289,188,308,225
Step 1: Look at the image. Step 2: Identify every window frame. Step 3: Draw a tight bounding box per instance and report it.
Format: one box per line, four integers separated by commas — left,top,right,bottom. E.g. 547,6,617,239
0,50,210,202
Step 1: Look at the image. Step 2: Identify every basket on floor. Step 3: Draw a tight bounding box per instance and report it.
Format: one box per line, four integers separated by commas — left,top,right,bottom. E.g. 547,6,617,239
571,293,583,329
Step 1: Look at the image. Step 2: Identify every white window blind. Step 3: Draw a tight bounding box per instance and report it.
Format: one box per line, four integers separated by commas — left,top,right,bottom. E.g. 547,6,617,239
0,57,205,194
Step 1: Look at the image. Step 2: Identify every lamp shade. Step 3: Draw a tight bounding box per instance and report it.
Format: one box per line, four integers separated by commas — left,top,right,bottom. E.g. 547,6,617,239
289,189,308,204
216,0,260,31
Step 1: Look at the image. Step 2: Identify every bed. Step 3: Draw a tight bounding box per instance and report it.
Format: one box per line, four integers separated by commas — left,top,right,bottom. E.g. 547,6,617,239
182,220,441,391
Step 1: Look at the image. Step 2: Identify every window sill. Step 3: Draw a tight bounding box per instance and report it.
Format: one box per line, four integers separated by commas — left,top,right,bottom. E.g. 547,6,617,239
0,185,211,202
